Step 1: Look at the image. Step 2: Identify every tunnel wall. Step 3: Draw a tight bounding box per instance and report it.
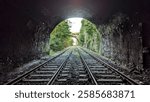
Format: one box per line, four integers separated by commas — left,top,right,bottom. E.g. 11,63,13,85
98,13,143,70
142,12,150,69
0,1,50,69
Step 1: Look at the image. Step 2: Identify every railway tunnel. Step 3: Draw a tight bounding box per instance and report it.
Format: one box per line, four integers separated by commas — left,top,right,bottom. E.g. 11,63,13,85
0,0,150,84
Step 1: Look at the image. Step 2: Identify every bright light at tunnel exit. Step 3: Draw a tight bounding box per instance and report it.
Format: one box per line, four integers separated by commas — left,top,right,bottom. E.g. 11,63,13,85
67,18,83,46
72,37,77,46
67,17,83,33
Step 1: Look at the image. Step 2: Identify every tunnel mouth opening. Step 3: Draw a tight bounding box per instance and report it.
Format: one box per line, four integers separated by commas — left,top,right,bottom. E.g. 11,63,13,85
49,17,100,55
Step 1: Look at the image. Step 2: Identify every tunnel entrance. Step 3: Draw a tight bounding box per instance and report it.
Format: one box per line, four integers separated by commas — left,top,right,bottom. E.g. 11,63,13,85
49,18,100,55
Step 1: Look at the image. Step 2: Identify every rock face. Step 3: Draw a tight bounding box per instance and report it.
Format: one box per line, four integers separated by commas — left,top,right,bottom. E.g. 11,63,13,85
98,13,143,70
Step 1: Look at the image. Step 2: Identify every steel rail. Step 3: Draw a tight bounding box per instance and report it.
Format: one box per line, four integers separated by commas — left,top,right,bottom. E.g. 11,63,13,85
80,47,139,85
47,51,73,85
77,48,98,85
5,48,70,85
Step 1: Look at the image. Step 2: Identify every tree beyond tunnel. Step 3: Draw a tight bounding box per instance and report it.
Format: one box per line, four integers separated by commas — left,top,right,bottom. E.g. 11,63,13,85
49,20,73,54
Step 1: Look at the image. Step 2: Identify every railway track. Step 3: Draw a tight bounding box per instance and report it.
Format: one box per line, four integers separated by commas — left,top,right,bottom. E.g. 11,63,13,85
5,48,72,85
5,47,139,85
78,47,139,85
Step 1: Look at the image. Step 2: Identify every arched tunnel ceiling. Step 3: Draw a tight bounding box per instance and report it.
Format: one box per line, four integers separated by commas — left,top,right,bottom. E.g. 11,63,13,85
3,0,149,27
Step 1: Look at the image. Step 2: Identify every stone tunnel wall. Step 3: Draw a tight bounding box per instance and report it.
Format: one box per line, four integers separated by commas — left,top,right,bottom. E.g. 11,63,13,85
98,13,143,70
142,12,150,69
0,2,50,69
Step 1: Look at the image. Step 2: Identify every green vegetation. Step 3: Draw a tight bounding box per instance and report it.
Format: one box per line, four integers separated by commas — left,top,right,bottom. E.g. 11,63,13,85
49,18,101,55
78,19,101,53
49,20,73,54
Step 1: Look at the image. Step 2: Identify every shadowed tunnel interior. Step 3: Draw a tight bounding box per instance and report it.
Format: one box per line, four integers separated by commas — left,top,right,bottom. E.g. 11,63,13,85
0,0,150,84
